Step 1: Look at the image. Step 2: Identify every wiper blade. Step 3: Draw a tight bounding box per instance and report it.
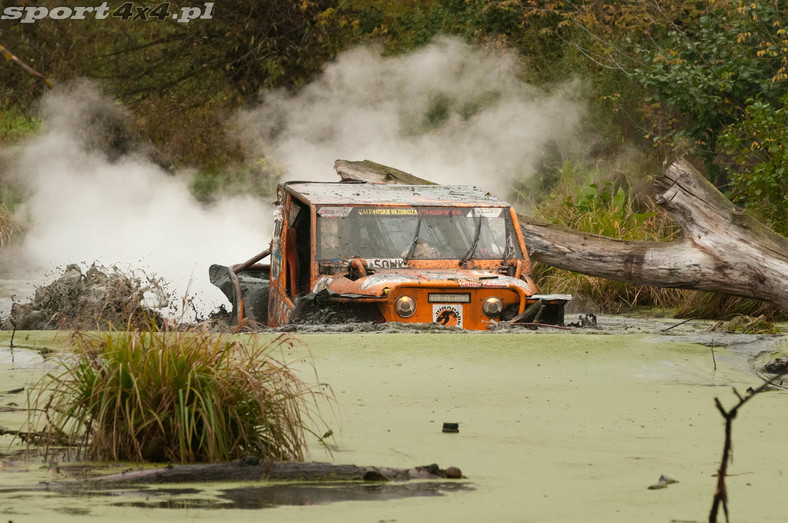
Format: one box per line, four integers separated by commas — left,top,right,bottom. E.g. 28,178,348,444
402,213,423,262
504,229,515,259
460,216,483,265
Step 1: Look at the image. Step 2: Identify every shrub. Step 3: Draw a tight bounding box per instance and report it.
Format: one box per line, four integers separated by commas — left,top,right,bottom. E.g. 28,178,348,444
30,327,331,463
719,95,788,236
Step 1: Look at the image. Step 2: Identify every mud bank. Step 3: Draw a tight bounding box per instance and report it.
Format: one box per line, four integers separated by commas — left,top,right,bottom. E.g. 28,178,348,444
1,326,786,521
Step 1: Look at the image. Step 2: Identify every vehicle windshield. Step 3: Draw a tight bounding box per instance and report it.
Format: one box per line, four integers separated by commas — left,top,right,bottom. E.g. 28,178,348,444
316,206,522,262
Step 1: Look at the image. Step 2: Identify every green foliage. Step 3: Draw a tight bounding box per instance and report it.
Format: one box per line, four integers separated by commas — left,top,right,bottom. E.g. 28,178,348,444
530,160,685,311
348,0,526,53
720,96,788,235
30,328,332,463
516,0,787,195
0,110,40,143
630,4,784,183
534,161,679,241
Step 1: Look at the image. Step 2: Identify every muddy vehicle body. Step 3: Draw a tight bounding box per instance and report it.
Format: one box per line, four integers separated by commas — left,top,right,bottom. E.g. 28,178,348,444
210,182,570,330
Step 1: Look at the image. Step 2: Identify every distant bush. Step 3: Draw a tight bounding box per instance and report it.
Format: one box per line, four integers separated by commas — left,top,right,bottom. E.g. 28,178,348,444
30,327,332,463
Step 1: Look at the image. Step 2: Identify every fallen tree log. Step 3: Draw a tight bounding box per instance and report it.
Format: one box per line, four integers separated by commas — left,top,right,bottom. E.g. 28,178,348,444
85,460,462,485
335,158,788,312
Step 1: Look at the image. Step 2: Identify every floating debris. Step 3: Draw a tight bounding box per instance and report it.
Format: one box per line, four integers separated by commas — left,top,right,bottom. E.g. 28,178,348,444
647,474,679,490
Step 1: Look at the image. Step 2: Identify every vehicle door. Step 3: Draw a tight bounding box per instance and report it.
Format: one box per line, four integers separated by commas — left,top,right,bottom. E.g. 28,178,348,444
267,200,291,326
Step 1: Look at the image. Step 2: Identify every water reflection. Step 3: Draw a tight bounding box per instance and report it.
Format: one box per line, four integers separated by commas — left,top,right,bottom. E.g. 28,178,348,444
111,481,474,510
1,346,44,371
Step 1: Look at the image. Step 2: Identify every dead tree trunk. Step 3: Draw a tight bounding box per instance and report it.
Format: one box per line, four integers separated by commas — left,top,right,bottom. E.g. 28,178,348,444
335,158,788,312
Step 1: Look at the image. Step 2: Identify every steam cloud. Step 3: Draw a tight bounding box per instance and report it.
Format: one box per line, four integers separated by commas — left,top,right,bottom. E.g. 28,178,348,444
4,80,270,313
237,37,585,197
2,37,585,316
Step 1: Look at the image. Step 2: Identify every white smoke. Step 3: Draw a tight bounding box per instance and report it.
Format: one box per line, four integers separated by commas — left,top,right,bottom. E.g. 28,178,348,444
5,81,270,314
2,37,586,317
236,36,585,197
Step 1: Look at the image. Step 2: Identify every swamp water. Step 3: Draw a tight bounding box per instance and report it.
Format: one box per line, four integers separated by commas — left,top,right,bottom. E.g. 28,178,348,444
0,322,786,522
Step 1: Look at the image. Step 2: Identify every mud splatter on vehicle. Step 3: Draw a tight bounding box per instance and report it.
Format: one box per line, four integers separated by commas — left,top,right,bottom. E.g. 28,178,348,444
211,182,570,330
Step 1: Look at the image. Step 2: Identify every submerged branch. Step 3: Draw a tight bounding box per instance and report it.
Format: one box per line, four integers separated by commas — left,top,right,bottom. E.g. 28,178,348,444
83,460,463,485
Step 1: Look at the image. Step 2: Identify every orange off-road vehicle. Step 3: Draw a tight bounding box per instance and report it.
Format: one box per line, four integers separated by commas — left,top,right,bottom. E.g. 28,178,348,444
210,181,570,329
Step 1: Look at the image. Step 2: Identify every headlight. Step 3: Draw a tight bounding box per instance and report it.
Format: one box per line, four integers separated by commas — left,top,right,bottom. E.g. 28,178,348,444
482,296,504,318
395,295,416,318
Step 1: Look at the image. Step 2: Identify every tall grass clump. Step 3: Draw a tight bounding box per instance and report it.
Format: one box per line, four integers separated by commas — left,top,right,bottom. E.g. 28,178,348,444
29,326,331,463
529,160,688,312
0,202,22,248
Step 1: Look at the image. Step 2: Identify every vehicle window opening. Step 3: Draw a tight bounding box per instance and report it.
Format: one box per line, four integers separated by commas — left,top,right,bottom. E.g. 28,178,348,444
287,198,311,296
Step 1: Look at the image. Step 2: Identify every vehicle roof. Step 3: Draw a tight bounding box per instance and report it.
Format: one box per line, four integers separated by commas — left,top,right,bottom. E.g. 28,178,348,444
284,182,510,207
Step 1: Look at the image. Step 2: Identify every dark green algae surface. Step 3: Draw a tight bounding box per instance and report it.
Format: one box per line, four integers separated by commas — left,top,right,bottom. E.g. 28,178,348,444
1,318,786,522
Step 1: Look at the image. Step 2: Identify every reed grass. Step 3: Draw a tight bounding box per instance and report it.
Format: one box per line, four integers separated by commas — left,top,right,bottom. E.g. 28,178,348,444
722,314,781,334
29,325,332,463
0,202,22,248
676,291,786,321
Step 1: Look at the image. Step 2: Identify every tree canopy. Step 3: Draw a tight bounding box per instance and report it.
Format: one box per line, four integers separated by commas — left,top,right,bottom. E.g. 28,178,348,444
1,0,785,232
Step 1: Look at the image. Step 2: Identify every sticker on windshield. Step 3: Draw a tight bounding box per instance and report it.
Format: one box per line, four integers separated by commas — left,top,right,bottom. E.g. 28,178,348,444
357,208,417,215
318,206,352,218
418,208,463,216
433,304,463,328
467,208,503,218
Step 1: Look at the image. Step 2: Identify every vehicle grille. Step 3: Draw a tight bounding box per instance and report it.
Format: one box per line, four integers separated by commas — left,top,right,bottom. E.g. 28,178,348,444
428,293,471,303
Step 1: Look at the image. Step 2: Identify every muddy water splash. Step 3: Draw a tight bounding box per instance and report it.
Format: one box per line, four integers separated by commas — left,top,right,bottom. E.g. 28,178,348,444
0,265,172,330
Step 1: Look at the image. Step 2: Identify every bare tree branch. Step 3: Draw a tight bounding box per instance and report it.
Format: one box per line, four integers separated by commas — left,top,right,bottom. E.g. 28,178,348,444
709,373,787,522
1,43,53,88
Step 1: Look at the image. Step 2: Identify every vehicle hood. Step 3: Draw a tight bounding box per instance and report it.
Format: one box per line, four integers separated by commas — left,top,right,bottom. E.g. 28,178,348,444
313,268,536,297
